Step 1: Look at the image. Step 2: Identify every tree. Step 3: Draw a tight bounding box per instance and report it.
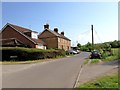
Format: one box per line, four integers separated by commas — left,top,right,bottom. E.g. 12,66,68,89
117,41,120,48
77,43,81,48
86,42,92,47
110,40,118,48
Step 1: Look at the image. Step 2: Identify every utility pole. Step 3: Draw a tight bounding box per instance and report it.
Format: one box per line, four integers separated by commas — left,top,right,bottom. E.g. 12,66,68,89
91,25,94,50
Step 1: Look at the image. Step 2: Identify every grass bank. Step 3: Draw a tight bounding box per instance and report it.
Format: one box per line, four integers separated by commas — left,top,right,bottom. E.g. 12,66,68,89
77,74,118,88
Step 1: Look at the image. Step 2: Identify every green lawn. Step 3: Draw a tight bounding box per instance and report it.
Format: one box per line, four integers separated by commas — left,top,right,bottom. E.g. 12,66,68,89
77,74,118,88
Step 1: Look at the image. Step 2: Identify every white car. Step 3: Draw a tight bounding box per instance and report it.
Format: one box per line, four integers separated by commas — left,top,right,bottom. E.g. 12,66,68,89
68,50,77,54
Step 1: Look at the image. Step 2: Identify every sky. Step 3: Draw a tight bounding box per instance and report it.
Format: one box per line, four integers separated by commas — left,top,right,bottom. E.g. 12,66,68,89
1,2,118,46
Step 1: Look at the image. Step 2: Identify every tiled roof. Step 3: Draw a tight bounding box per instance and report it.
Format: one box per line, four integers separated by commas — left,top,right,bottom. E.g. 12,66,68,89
47,29,71,41
0,38,25,46
31,38,46,46
7,23,46,45
9,23,32,33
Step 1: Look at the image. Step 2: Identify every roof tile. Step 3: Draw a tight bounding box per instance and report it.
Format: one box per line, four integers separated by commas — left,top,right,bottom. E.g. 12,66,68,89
8,23,46,45
47,29,71,41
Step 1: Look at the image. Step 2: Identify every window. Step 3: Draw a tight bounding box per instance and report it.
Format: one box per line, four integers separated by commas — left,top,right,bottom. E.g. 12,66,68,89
67,46,69,50
62,45,63,49
31,32,38,39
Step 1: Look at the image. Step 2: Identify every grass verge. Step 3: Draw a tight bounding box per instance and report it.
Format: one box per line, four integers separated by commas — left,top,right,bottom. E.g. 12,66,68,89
1,54,77,65
77,74,118,88
86,56,118,65
102,56,118,62
0,57,61,65
90,59,101,64
84,59,90,65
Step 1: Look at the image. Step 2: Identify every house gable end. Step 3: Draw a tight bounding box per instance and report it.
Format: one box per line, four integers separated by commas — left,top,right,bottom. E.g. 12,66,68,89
39,30,57,39
1,25,38,48
1,24,37,44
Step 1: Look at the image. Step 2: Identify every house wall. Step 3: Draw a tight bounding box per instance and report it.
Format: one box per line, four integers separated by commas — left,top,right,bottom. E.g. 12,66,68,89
58,37,71,51
2,26,36,48
39,30,58,49
39,30,56,38
39,30,71,50
41,37,58,49
31,32,38,39
35,44,46,49
24,32,31,37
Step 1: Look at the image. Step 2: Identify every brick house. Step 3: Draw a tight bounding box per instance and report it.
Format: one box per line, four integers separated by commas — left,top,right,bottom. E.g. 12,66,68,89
0,23,46,49
39,24,71,51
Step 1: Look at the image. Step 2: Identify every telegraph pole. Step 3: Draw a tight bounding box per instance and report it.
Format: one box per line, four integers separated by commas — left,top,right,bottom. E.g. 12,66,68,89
91,25,94,50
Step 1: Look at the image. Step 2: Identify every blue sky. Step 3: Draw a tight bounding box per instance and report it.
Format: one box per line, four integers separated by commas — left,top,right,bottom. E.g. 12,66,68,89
1,2,118,46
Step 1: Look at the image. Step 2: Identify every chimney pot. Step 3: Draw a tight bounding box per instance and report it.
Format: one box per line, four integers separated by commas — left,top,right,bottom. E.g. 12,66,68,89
54,28,58,33
61,31,64,36
44,23,49,30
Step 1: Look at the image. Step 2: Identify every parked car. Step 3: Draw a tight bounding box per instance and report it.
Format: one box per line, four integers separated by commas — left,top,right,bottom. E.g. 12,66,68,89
90,50,101,59
74,50,80,54
68,50,77,54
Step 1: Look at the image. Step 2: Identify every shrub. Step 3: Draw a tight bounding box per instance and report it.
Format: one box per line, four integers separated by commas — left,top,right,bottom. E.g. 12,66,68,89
118,48,120,59
1,47,66,61
101,51,112,59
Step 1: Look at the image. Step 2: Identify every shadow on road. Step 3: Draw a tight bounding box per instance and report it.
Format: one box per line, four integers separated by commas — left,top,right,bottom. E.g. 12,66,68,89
101,59,119,66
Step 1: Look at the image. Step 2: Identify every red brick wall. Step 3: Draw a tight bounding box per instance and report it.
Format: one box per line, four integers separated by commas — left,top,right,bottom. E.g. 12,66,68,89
42,37,58,49
39,30,58,49
2,26,36,48
58,37,71,51
39,30,71,50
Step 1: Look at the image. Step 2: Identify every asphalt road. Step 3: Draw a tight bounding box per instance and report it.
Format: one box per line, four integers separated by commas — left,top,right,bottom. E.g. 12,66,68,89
2,52,90,88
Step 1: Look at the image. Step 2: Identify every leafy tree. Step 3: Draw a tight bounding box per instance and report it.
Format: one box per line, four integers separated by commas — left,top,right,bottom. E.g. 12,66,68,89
86,42,92,51
86,42,92,47
77,43,81,48
80,40,119,52
110,40,119,48
80,42,92,52
117,41,120,48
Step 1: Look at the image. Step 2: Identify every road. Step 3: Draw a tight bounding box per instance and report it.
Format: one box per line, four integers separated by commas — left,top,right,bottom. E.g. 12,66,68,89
2,52,90,88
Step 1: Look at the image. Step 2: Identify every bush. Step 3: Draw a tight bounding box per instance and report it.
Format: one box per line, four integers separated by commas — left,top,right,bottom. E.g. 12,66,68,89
1,47,66,61
101,50,113,59
118,48,120,59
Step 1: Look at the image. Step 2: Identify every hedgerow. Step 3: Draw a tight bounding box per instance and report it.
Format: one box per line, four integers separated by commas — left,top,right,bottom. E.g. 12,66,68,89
0,47,66,61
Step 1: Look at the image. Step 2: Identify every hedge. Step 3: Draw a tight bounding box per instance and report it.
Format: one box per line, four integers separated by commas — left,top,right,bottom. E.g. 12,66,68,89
0,47,66,61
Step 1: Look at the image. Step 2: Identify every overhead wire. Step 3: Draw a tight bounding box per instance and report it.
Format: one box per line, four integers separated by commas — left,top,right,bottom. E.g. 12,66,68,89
80,30,90,35
78,30,91,44
78,26,104,45
94,29,103,43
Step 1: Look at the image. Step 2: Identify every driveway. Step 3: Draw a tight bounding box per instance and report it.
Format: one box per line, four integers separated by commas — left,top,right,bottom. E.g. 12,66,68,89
2,52,90,88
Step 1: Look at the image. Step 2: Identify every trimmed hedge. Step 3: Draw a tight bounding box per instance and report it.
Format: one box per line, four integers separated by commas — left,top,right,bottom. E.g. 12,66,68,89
1,47,66,61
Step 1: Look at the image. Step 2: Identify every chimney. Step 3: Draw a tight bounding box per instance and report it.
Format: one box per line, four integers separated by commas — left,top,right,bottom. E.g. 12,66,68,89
61,31,64,36
54,28,58,33
44,23,49,30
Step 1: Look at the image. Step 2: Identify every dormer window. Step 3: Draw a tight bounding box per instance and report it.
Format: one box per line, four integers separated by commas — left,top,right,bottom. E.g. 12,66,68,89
24,31,31,37
31,31,38,39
